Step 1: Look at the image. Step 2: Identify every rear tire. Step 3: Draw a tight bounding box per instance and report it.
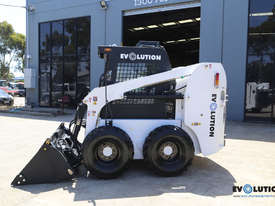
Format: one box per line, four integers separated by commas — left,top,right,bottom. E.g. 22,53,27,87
82,126,133,179
8,100,14,106
143,125,194,176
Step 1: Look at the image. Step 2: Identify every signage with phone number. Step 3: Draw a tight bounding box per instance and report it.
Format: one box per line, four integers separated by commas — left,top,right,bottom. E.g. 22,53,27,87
134,0,169,7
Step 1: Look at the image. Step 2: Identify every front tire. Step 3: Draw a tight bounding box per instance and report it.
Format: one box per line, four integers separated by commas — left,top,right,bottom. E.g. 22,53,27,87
143,125,194,176
8,100,14,106
82,126,133,179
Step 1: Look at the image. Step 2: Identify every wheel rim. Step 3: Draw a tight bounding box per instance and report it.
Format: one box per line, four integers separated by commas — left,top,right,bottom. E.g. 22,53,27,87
150,137,186,173
158,141,178,160
97,142,118,162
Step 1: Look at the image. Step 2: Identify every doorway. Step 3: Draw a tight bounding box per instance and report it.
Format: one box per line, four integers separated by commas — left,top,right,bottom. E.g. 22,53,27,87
123,7,200,68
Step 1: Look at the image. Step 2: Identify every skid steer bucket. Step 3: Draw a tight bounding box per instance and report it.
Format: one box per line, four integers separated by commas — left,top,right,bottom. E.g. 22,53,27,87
11,123,82,186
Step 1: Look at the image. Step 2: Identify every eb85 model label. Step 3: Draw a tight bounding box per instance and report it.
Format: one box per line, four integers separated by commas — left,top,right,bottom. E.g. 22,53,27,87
209,94,217,137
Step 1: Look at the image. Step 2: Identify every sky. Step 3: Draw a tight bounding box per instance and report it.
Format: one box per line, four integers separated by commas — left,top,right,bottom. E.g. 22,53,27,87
0,0,26,77
0,0,26,34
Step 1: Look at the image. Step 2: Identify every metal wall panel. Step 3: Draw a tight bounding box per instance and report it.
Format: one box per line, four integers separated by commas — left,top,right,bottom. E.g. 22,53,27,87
222,0,249,121
200,0,223,62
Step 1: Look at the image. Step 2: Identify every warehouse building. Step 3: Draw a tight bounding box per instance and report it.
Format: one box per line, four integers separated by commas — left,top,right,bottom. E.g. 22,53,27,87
25,0,275,122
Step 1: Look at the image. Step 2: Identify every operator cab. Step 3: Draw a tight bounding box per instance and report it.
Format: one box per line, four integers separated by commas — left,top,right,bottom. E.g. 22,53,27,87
98,41,182,119
98,41,171,86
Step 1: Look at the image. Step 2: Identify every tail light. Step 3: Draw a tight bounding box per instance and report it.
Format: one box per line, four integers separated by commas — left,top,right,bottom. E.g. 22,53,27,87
215,73,220,88
104,48,112,52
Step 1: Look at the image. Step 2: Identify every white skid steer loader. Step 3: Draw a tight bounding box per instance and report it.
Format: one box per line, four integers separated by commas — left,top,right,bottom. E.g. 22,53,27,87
12,41,227,186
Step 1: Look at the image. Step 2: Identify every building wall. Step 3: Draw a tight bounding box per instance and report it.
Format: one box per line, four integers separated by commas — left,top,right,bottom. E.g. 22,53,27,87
26,0,249,121
222,0,249,120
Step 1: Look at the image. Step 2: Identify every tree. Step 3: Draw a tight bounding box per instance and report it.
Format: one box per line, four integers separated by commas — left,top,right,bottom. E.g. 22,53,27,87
0,21,26,80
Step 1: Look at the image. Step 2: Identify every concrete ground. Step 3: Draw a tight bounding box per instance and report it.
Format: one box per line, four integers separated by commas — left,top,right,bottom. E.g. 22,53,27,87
0,113,274,206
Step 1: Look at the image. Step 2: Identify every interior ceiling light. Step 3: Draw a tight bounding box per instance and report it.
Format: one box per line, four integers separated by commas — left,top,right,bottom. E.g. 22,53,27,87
147,25,158,29
133,27,145,31
249,32,275,36
165,40,176,44
196,17,201,21
250,12,273,16
162,22,177,26
190,37,200,41
178,19,193,24
177,39,186,42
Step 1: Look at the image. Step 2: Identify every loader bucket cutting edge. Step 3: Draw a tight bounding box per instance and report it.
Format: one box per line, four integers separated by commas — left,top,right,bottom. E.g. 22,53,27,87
11,124,80,186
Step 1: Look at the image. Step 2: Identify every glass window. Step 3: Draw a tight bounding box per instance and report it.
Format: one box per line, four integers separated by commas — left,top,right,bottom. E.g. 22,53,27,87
39,73,50,106
40,63,50,73
39,17,91,108
52,21,63,57
77,17,91,57
39,23,51,57
77,61,90,86
64,19,76,57
51,61,63,88
76,17,90,103
64,61,76,106
250,0,275,14
51,60,63,107
245,1,275,121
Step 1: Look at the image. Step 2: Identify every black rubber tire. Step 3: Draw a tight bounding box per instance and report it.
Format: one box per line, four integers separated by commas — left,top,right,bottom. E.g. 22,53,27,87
143,125,194,176
82,126,134,179
8,100,14,106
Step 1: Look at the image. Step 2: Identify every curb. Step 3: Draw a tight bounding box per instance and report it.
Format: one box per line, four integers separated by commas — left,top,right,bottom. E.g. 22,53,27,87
0,109,63,117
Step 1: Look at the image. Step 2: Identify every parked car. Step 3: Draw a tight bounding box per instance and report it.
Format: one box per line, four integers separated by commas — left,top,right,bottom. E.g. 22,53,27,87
0,89,14,106
0,86,16,96
9,82,25,97
16,82,25,97
0,80,7,87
